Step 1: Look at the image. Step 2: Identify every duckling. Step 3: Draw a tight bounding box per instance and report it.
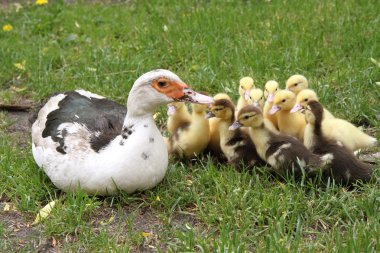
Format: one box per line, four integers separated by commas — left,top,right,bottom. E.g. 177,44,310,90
248,88,265,110
167,102,191,134
207,93,232,159
290,89,334,119
208,99,264,168
286,74,308,95
230,106,332,177
263,80,279,129
303,101,378,152
236,76,254,112
304,101,372,184
269,90,306,140
167,103,210,158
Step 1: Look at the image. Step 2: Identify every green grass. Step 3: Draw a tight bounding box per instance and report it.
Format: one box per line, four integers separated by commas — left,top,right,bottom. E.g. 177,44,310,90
1,0,379,251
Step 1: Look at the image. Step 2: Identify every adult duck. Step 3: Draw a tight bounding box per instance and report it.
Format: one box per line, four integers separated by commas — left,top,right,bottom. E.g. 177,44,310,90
31,69,213,195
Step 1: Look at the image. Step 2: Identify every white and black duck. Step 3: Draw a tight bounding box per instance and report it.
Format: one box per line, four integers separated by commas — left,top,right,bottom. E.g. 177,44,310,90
31,69,213,195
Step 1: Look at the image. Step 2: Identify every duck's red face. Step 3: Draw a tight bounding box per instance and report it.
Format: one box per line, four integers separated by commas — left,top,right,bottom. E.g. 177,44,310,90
151,78,214,104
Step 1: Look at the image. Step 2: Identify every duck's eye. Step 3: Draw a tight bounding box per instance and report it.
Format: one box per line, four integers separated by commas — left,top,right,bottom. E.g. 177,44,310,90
275,88,278,91
282,99,286,103
304,98,308,102
158,81,168,88
294,83,298,87
241,85,244,89
244,115,250,119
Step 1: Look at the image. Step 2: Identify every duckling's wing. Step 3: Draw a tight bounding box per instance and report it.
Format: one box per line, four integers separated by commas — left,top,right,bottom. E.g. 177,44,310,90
38,90,128,153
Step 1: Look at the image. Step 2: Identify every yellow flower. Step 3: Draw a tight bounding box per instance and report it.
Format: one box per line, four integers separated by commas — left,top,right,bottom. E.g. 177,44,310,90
156,196,161,201
141,231,152,237
2,24,13,32
14,60,26,70
36,0,48,5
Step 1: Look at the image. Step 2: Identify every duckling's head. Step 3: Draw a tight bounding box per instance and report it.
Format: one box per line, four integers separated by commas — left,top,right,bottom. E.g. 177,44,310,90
248,88,264,109
207,99,235,121
128,69,214,115
229,105,263,130
290,89,319,113
213,93,232,101
239,77,254,100
192,103,209,114
264,80,279,102
269,90,296,115
167,102,186,116
285,74,308,94
304,100,324,125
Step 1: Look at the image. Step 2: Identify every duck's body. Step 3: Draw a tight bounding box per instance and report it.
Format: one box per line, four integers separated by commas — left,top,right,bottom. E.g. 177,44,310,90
207,93,232,159
270,90,306,141
236,77,254,113
291,89,334,119
31,70,213,195
167,102,191,134
231,106,332,176
303,115,378,152
304,101,372,184
263,80,279,129
167,103,210,158
209,99,264,168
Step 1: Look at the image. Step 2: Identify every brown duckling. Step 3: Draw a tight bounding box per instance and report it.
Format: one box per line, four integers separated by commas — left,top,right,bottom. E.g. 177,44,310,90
167,103,210,158
207,93,233,159
208,99,264,168
304,101,372,184
230,105,332,177
290,89,334,119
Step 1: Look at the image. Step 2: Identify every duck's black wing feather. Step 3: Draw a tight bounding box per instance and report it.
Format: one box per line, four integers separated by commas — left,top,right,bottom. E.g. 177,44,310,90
42,91,128,153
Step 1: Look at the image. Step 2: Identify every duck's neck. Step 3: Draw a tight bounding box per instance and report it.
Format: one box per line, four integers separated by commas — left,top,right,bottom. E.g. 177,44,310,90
249,123,271,160
303,123,316,149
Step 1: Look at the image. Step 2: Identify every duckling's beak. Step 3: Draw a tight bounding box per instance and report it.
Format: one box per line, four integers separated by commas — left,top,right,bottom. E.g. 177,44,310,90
252,101,259,108
290,103,302,113
267,93,274,102
229,121,242,131
177,88,214,104
167,105,177,116
205,111,215,119
244,90,251,100
269,105,280,115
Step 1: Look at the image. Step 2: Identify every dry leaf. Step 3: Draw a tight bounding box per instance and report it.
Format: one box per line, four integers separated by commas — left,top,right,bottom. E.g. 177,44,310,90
32,200,56,225
10,85,27,92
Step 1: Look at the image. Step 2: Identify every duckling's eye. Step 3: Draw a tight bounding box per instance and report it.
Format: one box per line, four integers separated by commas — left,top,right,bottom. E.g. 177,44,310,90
158,81,168,87
282,99,286,103
241,85,243,89
275,88,278,91
304,98,308,102
244,115,250,119
294,83,298,87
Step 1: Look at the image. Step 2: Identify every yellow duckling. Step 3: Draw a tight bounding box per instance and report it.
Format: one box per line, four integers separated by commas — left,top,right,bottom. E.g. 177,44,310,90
269,90,306,141
167,103,210,158
207,93,232,159
207,99,264,168
290,89,334,119
236,76,254,112
167,102,191,134
303,101,372,184
231,106,332,176
248,88,265,110
303,102,377,152
286,74,308,95
263,80,279,129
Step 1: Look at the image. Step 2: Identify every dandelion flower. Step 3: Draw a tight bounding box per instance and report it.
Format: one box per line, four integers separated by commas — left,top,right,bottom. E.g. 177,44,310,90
14,60,26,70
36,0,48,5
156,196,161,201
141,231,152,237
2,24,13,32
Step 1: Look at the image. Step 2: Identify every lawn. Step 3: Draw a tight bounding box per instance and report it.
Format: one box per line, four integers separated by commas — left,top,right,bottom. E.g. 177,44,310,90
1,0,379,252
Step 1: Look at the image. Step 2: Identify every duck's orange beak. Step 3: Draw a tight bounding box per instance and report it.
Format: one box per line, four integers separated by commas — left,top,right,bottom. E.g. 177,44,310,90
152,79,214,104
